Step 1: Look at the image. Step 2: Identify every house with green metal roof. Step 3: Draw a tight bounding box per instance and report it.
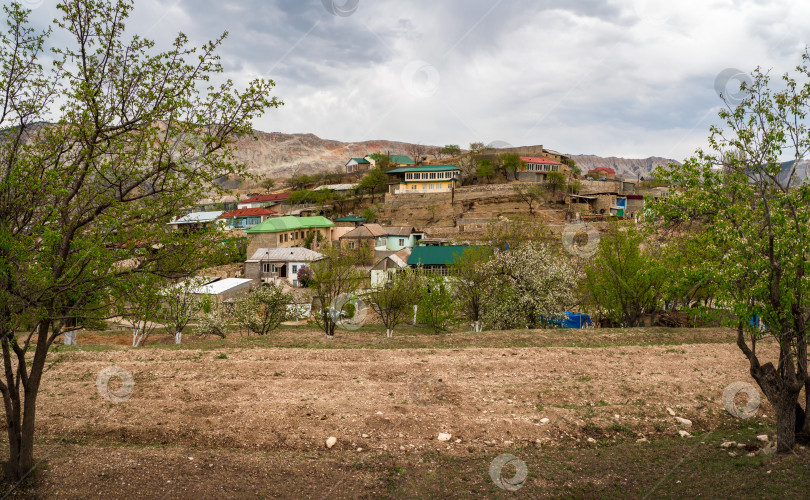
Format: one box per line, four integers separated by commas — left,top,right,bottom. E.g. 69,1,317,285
407,245,472,275
245,215,335,258
385,164,462,195
345,157,371,173
333,215,367,227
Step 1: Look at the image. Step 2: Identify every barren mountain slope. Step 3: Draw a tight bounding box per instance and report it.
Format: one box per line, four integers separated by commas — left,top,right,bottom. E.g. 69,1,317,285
568,154,681,179
230,131,434,179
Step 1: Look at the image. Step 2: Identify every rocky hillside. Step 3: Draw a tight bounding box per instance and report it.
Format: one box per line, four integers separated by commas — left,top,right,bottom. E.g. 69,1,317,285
230,131,433,179
230,131,681,181
568,154,680,180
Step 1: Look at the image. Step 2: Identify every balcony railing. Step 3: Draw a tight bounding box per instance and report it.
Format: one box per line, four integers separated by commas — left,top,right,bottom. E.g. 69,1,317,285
393,187,453,194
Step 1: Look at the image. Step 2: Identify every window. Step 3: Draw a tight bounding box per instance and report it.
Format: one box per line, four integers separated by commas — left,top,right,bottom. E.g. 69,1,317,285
262,262,271,273
348,241,355,249
430,172,436,179
399,238,405,246
292,265,298,273
411,184,416,190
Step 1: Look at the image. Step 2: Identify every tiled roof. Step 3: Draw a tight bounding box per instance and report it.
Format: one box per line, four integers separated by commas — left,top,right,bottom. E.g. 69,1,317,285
219,207,277,218
520,156,562,165
245,215,334,234
241,193,290,204
588,167,616,174
246,247,323,262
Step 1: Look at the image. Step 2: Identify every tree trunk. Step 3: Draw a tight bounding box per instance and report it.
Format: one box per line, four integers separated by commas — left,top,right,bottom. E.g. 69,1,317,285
775,397,796,452
175,331,182,344
804,378,810,434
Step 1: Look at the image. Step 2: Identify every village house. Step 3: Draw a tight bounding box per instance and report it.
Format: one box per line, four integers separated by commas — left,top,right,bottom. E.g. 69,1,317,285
219,207,278,230
370,248,411,288
516,156,571,181
385,165,461,194
167,211,224,232
407,245,472,275
345,157,371,173
586,167,616,180
244,215,335,257
339,224,424,253
332,215,367,227
237,193,291,210
245,247,322,287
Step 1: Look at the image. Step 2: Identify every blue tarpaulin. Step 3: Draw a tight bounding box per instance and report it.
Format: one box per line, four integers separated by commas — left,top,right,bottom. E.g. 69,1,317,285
562,312,592,329
542,312,593,328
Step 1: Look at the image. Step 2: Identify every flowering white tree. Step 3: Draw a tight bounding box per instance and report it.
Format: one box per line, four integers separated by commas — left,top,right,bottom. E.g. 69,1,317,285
481,242,577,330
233,283,294,336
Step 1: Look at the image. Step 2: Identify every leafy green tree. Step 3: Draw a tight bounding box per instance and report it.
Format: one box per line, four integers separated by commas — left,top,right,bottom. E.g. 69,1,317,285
513,184,545,214
362,207,378,222
441,144,462,158
544,171,567,201
160,277,208,344
233,283,294,335
653,55,810,450
476,159,495,183
261,177,275,193
450,246,494,332
0,0,278,480
368,152,391,170
367,271,420,337
289,174,313,190
500,153,525,179
113,273,164,347
307,246,365,338
583,224,664,327
457,142,491,184
358,167,389,203
415,272,455,333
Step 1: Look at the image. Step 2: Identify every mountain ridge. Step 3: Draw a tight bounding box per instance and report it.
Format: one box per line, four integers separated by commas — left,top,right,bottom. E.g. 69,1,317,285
233,131,680,180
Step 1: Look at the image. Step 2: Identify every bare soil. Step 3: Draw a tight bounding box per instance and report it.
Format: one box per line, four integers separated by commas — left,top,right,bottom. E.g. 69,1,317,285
2,327,805,498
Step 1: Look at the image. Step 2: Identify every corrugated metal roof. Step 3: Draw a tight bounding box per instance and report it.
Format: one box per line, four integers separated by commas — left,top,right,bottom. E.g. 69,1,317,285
169,211,224,224
316,183,358,191
246,247,323,262
189,278,253,295
347,157,370,164
333,215,367,222
407,245,473,266
245,215,334,233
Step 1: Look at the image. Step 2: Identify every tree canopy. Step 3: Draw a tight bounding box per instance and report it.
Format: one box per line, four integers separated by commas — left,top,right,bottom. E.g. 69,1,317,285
0,0,280,480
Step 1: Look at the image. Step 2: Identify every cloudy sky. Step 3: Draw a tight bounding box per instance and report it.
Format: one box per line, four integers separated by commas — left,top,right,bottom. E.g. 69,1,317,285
20,0,810,160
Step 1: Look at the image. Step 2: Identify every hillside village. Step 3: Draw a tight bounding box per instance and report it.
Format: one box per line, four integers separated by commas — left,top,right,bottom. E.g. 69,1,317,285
166,143,672,317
